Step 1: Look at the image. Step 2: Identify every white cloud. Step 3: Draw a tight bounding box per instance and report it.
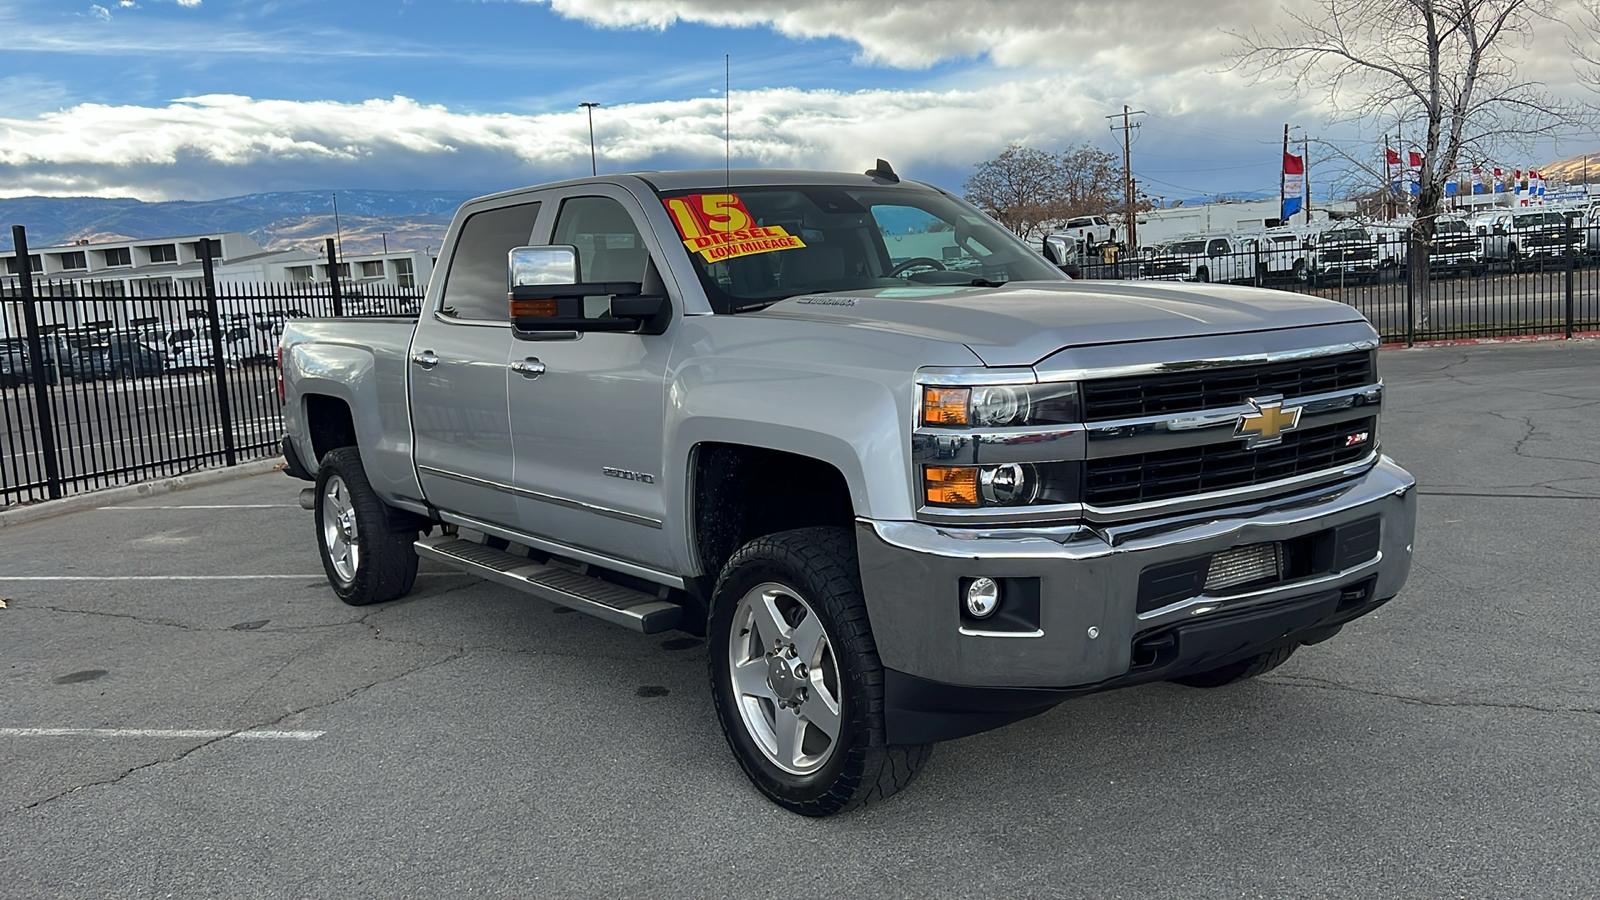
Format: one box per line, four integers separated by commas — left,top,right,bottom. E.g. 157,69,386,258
175,0,200,6
0,84,1311,201
525,0,1279,71
88,4,112,20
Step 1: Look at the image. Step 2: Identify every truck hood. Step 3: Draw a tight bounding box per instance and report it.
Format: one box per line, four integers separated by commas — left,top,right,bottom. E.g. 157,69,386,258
752,280,1369,367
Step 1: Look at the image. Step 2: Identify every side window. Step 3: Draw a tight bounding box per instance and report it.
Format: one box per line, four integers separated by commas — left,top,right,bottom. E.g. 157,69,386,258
1207,238,1230,256
551,196,650,284
439,201,541,321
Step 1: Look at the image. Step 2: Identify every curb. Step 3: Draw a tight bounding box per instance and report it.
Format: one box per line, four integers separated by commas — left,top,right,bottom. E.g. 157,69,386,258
0,456,288,529
1382,331,1599,349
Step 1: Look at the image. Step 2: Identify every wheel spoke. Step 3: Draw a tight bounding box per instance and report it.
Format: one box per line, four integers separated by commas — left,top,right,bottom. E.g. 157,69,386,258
772,709,806,770
798,689,840,742
730,658,772,701
750,588,791,650
790,613,826,666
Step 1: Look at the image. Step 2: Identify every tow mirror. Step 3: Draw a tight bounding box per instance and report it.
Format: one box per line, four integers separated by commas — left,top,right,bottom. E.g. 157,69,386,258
507,245,667,336
1042,234,1076,270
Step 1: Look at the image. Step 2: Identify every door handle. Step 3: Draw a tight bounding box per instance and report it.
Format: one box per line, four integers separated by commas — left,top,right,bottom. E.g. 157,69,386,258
511,357,546,379
411,351,440,369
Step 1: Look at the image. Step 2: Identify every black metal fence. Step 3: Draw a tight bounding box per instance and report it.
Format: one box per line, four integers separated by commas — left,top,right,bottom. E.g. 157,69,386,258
1078,226,1600,343
7,221,1600,508
2,228,423,507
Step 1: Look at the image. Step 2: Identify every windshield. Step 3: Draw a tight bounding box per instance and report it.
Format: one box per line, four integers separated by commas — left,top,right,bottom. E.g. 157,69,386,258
1321,229,1371,243
657,184,1064,311
1435,221,1469,234
1162,240,1208,255
1513,213,1562,228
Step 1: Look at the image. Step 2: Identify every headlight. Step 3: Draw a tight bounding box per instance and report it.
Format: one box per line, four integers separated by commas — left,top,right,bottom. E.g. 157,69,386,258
919,382,1080,428
922,461,1078,508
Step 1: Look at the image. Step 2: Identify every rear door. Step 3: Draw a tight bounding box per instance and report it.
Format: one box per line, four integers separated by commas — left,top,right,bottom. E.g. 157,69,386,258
409,198,542,527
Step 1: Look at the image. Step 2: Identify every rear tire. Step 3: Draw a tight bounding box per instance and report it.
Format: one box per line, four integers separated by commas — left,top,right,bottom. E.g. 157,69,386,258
1171,644,1296,688
709,527,931,816
314,446,420,606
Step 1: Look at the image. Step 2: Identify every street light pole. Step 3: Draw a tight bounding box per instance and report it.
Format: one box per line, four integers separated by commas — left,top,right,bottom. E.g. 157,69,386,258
579,102,601,176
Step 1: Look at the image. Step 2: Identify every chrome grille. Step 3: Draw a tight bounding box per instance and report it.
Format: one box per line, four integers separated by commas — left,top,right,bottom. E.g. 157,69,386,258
1080,351,1374,421
1084,417,1376,508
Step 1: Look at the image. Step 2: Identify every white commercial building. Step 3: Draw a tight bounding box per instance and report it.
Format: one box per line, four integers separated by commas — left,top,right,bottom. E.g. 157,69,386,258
1,232,433,294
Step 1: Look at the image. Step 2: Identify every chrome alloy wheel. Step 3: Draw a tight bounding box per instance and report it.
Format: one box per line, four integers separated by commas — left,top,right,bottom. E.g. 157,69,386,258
727,582,843,775
320,474,361,585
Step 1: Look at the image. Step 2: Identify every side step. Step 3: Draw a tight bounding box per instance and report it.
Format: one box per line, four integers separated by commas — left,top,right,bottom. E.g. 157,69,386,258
414,535,684,634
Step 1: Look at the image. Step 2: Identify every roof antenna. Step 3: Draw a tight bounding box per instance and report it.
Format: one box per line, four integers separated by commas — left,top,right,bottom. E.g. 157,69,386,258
865,158,899,183
725,54,731,192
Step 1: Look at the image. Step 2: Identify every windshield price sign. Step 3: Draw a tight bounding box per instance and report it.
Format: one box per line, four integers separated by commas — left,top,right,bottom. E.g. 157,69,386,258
664,193,806,263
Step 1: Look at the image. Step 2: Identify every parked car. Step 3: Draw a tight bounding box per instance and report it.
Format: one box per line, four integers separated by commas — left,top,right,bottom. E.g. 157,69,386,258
280,166,1416,815
78,334,167,380
1060,214,1115,248
0,337,31,387
1140,234,1259,283
1309,226,1382,284
1239,230,1312,283
1474,210,1585,266
1427,218,1486,275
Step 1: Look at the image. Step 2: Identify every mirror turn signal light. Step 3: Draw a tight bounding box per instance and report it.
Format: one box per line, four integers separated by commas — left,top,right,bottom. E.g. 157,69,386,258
510,299,560,318
924,465,980,507
922,387,969,426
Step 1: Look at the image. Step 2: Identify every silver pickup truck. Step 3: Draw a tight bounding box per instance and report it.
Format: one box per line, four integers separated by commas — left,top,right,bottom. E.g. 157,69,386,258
278,166,1416,816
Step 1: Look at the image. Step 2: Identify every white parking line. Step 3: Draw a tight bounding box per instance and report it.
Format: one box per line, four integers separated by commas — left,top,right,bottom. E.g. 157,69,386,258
99,505,298,510
0,573,466,581
0,575,326,581
0,728,324,741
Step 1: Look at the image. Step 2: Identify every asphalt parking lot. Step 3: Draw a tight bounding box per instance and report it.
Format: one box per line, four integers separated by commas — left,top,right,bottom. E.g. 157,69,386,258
3,339,1597,899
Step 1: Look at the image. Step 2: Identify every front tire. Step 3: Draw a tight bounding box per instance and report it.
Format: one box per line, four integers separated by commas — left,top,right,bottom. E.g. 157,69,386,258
709,527,930,816
314,446,420,606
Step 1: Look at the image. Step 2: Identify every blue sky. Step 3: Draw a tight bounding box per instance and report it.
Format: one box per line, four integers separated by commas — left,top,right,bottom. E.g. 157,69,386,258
0,0,1592,202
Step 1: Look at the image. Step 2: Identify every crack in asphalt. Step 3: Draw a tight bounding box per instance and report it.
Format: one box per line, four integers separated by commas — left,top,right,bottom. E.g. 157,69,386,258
1266,674,1600,717
29,605,203,631
5,651,466,817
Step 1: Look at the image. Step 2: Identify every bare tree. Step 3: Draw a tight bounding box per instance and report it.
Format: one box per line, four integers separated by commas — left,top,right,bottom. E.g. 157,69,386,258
1057,144,1129,221
1230,0,1581,329
963,144,1064,240
964,143,1131,241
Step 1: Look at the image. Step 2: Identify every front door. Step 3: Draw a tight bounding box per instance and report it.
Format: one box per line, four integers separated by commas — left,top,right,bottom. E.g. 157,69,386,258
410,199,542,527
508,189,677,570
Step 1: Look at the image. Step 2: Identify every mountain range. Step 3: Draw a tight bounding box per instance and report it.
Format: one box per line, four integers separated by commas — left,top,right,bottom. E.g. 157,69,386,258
0,190,478,255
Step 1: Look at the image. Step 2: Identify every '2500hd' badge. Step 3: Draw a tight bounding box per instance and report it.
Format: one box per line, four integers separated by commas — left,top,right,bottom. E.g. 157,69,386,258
603,467,656,484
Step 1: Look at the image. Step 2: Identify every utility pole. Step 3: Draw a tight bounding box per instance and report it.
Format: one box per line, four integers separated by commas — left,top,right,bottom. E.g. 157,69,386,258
380,232,388,255
1107,105,1145,252
579,102,601,176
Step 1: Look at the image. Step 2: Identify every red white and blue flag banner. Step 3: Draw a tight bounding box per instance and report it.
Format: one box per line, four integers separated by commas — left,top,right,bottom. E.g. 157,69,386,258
1494,167,1504,192
1282,151,1305,220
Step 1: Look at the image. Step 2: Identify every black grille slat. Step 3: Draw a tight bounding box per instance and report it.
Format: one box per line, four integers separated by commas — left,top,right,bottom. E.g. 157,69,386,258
1085,417,1376,507
1081,351,1374,421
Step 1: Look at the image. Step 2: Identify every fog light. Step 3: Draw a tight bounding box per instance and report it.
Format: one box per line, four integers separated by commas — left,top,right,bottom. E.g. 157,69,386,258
965,577,1001,618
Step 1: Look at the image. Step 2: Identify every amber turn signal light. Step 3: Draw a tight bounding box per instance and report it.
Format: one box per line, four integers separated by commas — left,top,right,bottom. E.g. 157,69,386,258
924,465,980,507
511,299,560,318
922,387,969,426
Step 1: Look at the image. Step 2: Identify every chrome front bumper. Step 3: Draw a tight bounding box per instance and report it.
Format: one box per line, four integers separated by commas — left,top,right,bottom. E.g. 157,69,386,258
857,456,1416,690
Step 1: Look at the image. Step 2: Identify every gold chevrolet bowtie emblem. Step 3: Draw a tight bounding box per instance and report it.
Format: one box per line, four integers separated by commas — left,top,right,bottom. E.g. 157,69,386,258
1235,397,1303,448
